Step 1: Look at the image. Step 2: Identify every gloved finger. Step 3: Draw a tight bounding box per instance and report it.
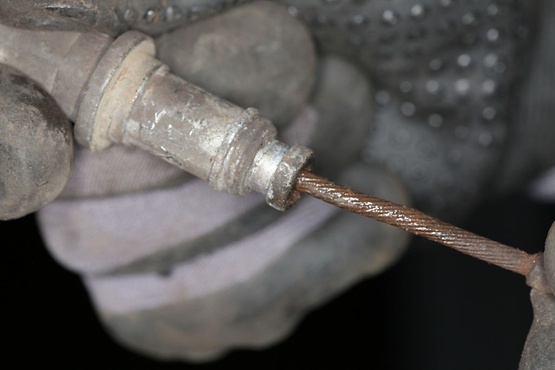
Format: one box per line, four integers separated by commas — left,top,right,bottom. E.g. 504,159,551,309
58,143,191,200
0,63,73,220
297,56,373,177
155,1,316,127
37,158,267,274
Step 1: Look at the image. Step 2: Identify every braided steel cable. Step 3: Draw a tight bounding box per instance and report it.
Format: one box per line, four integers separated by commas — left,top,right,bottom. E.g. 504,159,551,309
295,170,539,277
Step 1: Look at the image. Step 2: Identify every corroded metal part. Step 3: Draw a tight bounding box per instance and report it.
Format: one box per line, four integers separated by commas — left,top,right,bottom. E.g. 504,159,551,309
0,64,73,220
74,30,312,209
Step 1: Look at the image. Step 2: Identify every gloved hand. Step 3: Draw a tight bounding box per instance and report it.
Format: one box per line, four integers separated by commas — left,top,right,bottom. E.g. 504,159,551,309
0,63,73,220
33,2,410,361
4,0,555,366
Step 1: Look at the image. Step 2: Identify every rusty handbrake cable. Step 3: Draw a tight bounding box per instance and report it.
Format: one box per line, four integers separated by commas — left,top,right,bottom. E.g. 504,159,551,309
295,170,551,293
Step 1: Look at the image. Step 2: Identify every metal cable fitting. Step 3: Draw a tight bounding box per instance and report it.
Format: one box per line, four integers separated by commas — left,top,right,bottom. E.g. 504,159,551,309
0,24,313,211
74,30,314,210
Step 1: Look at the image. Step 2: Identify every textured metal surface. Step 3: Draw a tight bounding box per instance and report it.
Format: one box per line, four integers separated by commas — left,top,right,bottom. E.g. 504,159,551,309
0,64,73,220
296,170,538,277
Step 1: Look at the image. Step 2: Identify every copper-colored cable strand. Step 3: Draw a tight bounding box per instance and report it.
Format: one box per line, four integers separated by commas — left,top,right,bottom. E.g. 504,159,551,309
295,170,539,277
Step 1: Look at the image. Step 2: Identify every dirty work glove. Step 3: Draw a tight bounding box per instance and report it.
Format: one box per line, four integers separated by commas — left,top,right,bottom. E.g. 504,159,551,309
38,144,409,361
19,0,554,363
36,2,410,361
